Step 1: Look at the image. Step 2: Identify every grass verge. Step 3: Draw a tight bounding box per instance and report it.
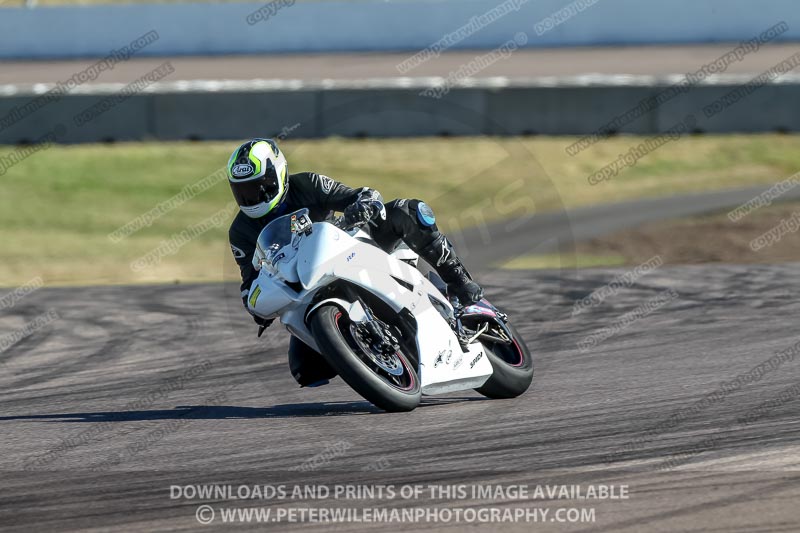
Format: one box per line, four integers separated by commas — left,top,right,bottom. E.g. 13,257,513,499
574,200,800,267
1,134,798,286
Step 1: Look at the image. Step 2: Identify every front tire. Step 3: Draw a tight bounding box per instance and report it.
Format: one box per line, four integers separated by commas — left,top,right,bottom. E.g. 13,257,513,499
475,322,533,399
310,305,421,412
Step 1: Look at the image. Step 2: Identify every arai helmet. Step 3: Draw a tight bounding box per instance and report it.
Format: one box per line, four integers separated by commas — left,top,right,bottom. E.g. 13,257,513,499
227,138,289,218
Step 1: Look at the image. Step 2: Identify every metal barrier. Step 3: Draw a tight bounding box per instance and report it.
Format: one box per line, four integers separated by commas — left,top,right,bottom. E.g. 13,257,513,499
2,76,799,143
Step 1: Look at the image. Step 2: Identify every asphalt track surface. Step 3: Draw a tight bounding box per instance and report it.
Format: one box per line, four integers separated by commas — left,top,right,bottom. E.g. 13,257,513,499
2,187,800,531
2,44,799,85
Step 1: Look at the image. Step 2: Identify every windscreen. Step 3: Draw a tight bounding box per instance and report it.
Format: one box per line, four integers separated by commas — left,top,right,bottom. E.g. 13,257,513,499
253,208,311,271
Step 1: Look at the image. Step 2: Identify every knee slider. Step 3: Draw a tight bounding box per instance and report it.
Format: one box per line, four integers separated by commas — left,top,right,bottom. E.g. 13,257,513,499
413,201,436,228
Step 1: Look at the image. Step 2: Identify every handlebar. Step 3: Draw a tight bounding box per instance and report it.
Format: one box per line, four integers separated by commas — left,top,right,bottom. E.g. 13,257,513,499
333,215,368,232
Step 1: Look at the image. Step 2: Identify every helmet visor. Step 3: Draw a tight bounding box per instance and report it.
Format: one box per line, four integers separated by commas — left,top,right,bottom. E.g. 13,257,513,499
230,168,280,207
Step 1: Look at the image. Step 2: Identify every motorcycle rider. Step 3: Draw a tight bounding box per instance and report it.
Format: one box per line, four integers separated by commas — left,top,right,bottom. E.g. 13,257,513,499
227,138,483,386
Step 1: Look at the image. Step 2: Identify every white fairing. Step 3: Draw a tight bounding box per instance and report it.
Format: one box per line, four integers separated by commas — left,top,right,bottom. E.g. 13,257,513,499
247,217,493,395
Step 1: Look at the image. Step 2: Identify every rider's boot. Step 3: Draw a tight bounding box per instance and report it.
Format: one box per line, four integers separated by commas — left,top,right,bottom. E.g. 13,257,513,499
418,235,484,307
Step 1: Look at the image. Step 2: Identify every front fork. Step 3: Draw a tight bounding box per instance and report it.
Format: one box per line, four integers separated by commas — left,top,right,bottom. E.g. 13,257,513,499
342,285,401,356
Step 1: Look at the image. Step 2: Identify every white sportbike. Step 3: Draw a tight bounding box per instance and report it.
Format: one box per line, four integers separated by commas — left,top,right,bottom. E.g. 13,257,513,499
247,208,533,412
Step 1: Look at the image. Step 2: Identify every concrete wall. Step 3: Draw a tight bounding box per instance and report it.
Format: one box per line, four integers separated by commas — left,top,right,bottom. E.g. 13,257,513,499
1,81,798,144
1,0,799,59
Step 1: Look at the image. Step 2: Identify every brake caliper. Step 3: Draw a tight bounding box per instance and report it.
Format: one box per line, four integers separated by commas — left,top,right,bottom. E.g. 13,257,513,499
357,320,399,356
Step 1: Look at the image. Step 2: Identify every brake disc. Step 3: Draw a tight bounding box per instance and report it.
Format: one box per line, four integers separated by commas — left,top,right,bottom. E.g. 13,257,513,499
350,324,404,376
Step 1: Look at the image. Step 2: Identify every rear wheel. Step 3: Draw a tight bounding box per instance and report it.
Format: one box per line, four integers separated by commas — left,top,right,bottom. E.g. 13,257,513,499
310,305,421,412
474,322,533,399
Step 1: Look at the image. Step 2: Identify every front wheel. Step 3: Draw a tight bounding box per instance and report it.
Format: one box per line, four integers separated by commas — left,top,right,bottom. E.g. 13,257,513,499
475,322,533,399
309,305,421,412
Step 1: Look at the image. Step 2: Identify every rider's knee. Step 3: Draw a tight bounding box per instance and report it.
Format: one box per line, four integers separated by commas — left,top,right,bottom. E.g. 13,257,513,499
386,199,439,234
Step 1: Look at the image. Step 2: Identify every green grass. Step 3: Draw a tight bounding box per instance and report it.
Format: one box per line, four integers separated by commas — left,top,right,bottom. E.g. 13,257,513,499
499,253,627,270
1,134,799,286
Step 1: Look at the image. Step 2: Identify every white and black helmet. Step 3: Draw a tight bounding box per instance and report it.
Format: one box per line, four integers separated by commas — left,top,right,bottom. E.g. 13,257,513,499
227,138,289,218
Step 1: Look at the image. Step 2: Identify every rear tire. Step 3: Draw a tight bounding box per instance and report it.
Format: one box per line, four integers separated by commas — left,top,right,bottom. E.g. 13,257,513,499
475,323,533,399
310,305,421,412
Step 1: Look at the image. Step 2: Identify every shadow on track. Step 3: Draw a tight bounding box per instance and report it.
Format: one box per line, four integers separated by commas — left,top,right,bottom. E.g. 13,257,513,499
0,396,482,423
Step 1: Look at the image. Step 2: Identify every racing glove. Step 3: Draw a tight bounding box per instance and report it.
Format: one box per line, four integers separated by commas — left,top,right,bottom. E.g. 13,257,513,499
252,314,274,328
242,293,274,329
343,188,386,227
